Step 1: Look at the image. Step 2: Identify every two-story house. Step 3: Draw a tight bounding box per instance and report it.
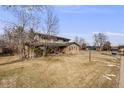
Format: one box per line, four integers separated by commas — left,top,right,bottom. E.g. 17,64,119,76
25,32,80,58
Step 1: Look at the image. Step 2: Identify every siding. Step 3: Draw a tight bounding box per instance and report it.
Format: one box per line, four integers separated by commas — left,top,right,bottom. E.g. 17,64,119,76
63,44,80,54
34,35,67,43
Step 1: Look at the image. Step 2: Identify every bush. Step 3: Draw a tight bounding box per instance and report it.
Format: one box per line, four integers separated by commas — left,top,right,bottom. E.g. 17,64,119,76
34,47,43,57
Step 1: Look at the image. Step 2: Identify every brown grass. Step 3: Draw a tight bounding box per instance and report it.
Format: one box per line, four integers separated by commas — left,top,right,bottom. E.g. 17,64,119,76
0,51,120,88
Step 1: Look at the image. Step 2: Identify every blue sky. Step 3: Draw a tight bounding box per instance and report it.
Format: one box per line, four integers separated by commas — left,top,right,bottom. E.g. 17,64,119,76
54,5,124,46
0,5,124,46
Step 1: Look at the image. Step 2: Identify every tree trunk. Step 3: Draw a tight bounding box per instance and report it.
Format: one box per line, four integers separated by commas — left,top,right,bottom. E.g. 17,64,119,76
43,46,47,57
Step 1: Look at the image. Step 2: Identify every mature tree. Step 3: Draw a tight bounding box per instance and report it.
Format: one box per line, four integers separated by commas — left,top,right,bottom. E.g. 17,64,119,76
0,34,6,46
74,36,86,50
93,33,107,51
3,26,16,49
1,5,46,59
28,28,36,43
1,6,59,58
79,38,85,45
74,36,84,44
79,38,87,50
102,41,111,51
74,36,79,44
42,7,59,56
43,7,59,35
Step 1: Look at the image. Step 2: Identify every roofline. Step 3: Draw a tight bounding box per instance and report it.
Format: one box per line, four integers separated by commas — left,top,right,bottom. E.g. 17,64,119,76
35,32,70,41
25,42,80,48
66,42,80,47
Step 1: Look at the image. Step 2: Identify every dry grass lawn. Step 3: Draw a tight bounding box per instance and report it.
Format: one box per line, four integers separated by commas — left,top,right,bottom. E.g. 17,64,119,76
0,51,120,88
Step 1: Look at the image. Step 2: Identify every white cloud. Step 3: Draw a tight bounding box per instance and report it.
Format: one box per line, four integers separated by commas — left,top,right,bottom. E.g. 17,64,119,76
93,31,124,37
92,31,124,45
105,32,124,36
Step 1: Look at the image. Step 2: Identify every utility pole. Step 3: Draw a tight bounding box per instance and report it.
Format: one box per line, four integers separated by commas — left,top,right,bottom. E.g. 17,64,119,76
89,48,91,62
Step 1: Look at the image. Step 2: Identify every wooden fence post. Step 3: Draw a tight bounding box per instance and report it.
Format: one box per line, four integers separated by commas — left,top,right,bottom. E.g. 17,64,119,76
89,49,91,62
119,56,124,88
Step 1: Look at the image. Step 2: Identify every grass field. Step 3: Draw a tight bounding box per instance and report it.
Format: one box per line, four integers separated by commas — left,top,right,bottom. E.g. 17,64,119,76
0,51,120,88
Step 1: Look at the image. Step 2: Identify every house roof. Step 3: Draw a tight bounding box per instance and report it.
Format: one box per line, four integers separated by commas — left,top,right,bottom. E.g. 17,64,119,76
66,42,80,47
25,42,80,48
111,46,118,51
111,46,118,49
35,32,70,41
118,45,124,48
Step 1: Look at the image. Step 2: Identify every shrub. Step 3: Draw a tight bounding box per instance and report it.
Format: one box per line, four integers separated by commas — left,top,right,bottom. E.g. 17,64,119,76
34,47,43,57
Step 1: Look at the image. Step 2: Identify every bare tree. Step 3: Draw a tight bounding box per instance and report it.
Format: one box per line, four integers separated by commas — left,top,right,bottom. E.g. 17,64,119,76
79,38,85,44
74,36,86,50
3,26,15,49
74,36,85,44
42,7,59,56
93,33,107,51
43,7,59,35
102,41,111,51
74,36,79,44
1,5,45,59
1,6,58,58
0,34,6,46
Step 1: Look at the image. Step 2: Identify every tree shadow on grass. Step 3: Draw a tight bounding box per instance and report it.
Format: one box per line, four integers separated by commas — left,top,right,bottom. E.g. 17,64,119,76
0,59,24,66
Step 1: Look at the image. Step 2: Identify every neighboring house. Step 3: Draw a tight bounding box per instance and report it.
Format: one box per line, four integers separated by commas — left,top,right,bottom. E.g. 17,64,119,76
118,45,124,55
111,46,118,55
86,46,100,50
0,40,6,54
25,33,80,58
0,45,3,54
0,40,13,56
0,45,13,55
118,45,124,52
